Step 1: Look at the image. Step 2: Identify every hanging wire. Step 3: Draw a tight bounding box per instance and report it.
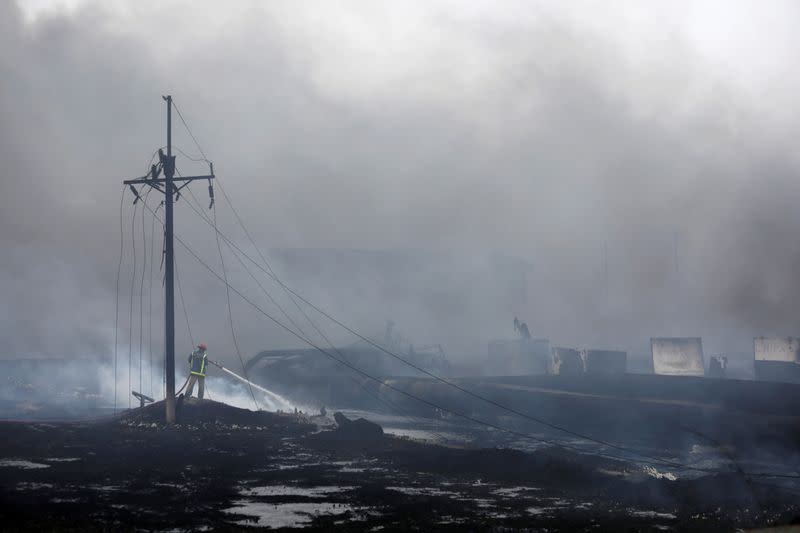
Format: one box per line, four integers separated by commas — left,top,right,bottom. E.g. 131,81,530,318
172,103,209,161
148,201,163,398
211,202,259,410
127,200,139,409
139,192,800,496
114,187,125,414
182,184,452,440
138,189,152,396
164,99,800,485
174,253,194,348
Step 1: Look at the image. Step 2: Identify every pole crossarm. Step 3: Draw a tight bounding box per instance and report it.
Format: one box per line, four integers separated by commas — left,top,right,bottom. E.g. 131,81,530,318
123,175,214,186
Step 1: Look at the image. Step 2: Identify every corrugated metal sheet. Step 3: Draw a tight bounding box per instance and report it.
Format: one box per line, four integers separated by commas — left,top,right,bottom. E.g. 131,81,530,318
487,338,549,375
550,347,584,375
581,349,627,375
754,360,800,384
753,336,800,363
651,337,704,377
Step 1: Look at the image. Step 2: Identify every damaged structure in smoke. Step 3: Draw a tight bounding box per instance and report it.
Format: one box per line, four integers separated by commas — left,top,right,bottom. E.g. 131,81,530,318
650,337,705,377
754,336,800,384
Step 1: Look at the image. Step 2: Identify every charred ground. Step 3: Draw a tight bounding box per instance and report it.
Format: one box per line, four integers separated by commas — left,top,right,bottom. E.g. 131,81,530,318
0,399,797,531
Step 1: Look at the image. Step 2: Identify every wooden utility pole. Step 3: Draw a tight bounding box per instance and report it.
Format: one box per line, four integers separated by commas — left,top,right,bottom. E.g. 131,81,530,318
123,95,214,423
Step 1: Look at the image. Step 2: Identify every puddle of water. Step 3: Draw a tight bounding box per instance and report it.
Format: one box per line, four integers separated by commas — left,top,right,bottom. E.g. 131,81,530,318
153,482,183,488
265,461,324,471
629,510,677,520
387,486,461,497
224,500,356,528
0,459,50,469
16,482,54,490
331,459,386,474
240,485,355,498
51,497,81,503
597,468,629,478
471,498,495,509
383,428,467,443
436,515,469,525
86,484,121,492
340,466,367,473
527,506,557,516
491,486,541,497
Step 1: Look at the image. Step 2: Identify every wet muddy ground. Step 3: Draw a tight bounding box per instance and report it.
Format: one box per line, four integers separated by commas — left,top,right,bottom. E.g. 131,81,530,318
0,398,798,531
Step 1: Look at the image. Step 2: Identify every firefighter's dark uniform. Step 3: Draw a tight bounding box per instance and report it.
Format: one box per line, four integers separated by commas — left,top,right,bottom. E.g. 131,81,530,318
186,348,208,399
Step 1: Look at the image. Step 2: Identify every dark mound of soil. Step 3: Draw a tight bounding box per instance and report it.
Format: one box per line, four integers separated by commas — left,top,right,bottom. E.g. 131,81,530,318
333,411,384,440
118,395,311,430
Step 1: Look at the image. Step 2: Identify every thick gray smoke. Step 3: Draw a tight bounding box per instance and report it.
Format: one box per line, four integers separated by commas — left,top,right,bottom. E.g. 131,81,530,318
2,1,800,375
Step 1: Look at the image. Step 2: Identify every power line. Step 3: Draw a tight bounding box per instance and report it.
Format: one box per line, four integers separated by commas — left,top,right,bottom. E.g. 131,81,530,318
139,199,800,487
181,184,453,440
134,206,648,462
139,189,152,396
166,98,800,481
176,180,800,481
174,146,208,163
172,101,209,162
182,185,309,339
175,253,194,348
144,99,800,490
172,98,257,407
148,201,163,398
174,252,198,401
127,201,139,409
181,186,617,441
213,177,318,345
143,200,555,440
212,202,259,410
175,168,257,408
114,187,125,414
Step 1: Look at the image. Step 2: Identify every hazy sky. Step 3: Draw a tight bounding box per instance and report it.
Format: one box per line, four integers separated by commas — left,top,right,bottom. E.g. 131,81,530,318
3,0,800,370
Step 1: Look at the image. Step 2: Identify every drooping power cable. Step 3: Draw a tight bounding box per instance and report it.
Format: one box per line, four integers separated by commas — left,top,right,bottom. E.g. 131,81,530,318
211,202,259,410
114,187,125,414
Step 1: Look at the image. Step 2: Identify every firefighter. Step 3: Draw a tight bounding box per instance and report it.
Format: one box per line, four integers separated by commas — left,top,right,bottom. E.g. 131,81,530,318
186,343,208,399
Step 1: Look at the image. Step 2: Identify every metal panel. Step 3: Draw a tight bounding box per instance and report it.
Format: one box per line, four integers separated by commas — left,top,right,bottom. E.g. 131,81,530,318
581,349,627,375
754,360,800,384
753,337,800,363
487,338,550,375
550,347,584,375
651,337,704,377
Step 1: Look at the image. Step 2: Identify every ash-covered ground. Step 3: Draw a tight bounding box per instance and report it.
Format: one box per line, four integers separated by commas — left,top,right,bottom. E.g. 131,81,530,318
0,398,798,531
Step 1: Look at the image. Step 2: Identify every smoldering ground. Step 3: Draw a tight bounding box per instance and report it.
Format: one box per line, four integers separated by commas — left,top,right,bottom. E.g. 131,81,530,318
0,354,297,418
3,1,800,372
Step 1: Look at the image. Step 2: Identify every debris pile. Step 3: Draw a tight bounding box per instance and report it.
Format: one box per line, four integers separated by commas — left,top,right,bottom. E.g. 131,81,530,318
332,411,384,441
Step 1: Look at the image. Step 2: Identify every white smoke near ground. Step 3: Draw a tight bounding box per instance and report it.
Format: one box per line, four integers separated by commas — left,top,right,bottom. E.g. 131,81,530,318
2,353,299,416
93,351,163,410
202,376,298,413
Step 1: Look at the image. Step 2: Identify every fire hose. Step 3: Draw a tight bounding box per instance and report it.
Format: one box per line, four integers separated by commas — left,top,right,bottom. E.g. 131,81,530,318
207,359,288,406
